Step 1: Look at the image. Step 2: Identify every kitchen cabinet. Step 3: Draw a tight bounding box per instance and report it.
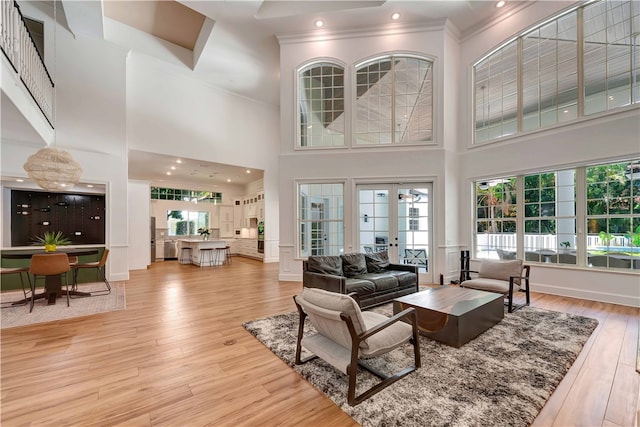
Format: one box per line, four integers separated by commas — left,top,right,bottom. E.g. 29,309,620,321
236,238,263,259
219,206,234,238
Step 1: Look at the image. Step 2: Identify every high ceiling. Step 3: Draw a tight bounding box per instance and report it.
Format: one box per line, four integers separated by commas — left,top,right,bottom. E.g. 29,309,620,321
102,0,529,107
3,1,530,190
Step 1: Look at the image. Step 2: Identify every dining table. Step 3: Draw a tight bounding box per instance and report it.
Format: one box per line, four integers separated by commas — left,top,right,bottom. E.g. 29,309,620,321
1,248,100,305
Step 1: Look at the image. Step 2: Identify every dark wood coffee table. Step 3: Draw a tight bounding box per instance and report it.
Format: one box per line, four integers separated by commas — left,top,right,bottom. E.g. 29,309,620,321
393,285,504,348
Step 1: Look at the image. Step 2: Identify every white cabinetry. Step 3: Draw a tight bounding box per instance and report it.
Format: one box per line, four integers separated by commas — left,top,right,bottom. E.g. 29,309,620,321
234,199,243,231
219,206,234,238
236,239,263,259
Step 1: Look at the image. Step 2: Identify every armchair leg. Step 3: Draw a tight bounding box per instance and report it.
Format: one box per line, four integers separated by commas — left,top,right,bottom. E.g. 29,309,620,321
507,280,514,313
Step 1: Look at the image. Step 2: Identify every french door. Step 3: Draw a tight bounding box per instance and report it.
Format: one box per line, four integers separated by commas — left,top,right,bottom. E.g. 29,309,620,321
357,183,432,277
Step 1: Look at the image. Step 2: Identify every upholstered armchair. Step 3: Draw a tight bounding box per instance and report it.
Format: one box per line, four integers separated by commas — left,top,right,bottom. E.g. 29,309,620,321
460,259,531,313
293,287,421,406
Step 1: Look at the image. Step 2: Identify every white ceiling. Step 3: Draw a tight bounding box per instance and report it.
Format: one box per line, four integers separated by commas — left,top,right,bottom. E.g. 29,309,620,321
128,150,263,187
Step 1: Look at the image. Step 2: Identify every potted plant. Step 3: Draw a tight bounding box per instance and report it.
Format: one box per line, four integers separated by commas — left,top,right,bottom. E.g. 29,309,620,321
33,231,72,252
198,227,210,240
560,241,571,253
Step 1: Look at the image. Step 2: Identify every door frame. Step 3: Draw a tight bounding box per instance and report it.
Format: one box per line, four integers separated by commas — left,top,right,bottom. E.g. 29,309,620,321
352,178,435,284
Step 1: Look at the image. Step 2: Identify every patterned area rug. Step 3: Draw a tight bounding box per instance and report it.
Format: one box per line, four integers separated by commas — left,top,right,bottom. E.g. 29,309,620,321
1,282,125,329
243,304,598,427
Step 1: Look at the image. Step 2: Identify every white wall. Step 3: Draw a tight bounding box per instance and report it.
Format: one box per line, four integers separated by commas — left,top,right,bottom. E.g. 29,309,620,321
278,25,460,282
128,180,151,270
456,1,640,307
125,52,280,261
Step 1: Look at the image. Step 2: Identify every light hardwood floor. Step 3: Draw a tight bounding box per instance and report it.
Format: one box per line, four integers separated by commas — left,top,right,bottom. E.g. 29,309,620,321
1,258,638,426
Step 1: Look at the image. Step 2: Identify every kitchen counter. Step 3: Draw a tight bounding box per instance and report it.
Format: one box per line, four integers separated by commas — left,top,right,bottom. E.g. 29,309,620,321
178,239,227,266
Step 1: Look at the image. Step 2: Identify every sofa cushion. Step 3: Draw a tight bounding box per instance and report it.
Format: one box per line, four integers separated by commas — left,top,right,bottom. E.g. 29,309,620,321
365,251,390,273
479,259,522,282
356,273,398,291
386,270,417,288
307,255,343,276
341,253,368,277
345,278,376,295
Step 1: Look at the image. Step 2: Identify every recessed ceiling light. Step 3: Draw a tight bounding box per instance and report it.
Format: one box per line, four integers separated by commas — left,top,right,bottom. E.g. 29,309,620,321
227,178,231,182
246,170,251,174
176,159,182,163
166,172,171,175
391,12,400,20
171,166,176,170
87,184,93,188
16,179,24,182
314,19,325,28
496,1,506,8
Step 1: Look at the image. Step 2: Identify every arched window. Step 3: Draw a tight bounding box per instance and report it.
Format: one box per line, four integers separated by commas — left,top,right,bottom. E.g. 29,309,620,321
473,0,640,144
298,62,345,147
355,55,433,145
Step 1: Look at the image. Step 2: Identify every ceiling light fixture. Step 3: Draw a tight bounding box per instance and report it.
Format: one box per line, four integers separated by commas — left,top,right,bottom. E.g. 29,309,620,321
227,178,231,182
246,170,251,174
166,172,171,175
314,19,325,28
176,159,182,163
496,1,506,8
23,0,83,191
391,12,400,20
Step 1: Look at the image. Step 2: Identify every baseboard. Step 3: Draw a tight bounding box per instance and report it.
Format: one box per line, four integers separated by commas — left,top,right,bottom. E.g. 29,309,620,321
532,283,640,308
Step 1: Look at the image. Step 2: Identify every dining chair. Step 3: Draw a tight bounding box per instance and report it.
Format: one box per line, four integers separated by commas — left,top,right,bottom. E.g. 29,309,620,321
0,266,31,307
28,253,71,313
72,249,111,295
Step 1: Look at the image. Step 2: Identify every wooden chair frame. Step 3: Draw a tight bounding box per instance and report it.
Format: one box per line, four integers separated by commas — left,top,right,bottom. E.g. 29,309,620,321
293,294,421,406
460,264,531,313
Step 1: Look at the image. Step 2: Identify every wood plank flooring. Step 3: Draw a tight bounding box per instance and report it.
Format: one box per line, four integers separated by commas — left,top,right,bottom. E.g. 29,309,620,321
1,258,638,426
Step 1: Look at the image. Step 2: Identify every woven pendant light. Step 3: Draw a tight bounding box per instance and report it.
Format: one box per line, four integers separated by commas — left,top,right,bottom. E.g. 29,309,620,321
23,0,82,191
24,147,83,191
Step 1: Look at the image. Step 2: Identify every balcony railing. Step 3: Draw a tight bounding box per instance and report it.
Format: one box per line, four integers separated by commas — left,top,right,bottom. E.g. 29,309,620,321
1,0,54,126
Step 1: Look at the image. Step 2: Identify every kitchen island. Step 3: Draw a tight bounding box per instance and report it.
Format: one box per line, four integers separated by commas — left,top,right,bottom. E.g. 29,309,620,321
178,239,227,267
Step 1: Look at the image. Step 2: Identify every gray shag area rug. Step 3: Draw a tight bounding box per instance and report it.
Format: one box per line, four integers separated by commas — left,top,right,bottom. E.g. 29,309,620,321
1,282,125,329
243,304,598,427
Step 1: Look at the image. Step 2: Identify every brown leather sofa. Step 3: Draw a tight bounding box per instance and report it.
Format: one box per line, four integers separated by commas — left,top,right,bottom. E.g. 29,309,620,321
302,251,418,309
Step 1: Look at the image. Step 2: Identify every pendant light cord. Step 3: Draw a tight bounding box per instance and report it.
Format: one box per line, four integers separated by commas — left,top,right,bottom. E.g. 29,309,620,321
53,0,57,143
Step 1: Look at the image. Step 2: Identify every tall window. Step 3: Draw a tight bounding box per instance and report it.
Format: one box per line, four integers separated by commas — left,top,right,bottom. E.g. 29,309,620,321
524,170,577,265
298,62,345,147
298,182,344,257
167,210,209,236
583,1,640,114
586,160,640,268
474,41,518,142
473,158,640,271
355,55,433,145
522,11,578,131
474,178,517,258
474,0,640,144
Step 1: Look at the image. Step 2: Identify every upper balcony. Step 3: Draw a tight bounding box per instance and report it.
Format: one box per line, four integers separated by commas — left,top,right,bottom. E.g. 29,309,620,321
1,0,54,145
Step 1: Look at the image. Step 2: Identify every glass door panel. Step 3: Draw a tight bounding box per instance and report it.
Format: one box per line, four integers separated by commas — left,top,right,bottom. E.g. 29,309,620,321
358,183,432,277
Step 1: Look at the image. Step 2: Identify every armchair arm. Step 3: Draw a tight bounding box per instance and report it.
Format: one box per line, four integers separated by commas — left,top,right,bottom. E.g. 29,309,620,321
303,270,346,294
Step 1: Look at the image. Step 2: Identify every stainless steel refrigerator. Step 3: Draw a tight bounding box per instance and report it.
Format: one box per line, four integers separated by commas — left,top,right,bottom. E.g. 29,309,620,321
150,217,156,263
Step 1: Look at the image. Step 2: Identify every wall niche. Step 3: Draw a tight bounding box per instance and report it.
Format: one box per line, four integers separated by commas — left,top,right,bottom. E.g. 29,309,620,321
11,190,105,247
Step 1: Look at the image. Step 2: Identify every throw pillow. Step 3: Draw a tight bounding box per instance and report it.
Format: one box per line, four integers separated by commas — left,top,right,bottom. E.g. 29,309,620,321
341,253,368,277
365,251,390,273
306,255,343,276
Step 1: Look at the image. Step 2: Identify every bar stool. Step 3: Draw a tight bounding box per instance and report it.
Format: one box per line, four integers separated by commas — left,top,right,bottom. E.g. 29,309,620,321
0,266,30,307
199,248,215,267
223,246,232,265
179,247,193,264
